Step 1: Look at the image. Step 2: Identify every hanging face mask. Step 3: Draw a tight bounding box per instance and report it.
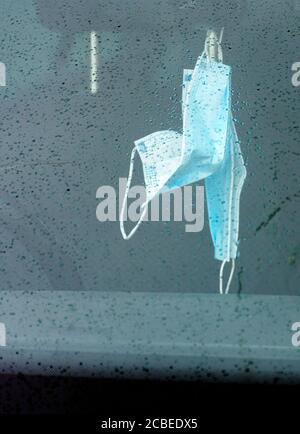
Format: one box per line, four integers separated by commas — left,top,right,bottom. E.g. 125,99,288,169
205,115,247,294
120,49,231,236
120,30,247,294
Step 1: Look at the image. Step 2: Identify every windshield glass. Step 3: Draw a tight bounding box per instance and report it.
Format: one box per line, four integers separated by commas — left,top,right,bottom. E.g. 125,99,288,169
0,0,299,295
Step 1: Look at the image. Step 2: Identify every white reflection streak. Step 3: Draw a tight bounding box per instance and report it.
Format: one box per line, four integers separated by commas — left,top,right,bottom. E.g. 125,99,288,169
90,31,98,94
0,62,6,86
0,323,6,347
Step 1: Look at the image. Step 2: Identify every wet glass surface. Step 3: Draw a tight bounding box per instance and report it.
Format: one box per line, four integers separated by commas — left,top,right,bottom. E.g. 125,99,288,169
0,0,299,295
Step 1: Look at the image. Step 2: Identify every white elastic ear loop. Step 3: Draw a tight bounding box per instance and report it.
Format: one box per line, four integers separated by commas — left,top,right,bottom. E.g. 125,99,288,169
204,28,224,63
204,36,210,62
219,259,235,294
120,147,148,240
219,27,224,44
218,28,224,63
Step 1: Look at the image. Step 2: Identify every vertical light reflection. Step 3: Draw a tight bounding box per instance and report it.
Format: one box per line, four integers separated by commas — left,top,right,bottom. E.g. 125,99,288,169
90,31,98,94
0,322,6,346
0,62,6,86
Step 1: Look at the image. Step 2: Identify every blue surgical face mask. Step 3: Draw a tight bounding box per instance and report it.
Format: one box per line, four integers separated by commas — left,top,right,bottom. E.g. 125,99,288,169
120,42,247,294
205,114,247,293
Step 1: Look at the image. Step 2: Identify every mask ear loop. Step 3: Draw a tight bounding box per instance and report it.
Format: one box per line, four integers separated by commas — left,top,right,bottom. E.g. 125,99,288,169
219,259,235,294
218,27,224,63
219,27,224,44
120,147,148,240
204,28,224,63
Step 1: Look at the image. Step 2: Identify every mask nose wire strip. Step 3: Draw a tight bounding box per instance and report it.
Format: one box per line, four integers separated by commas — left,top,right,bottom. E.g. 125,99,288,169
120,147,148,240
219,259,235,294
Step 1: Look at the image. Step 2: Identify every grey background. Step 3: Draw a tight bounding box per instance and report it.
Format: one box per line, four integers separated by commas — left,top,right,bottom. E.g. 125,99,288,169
0,0,299,294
